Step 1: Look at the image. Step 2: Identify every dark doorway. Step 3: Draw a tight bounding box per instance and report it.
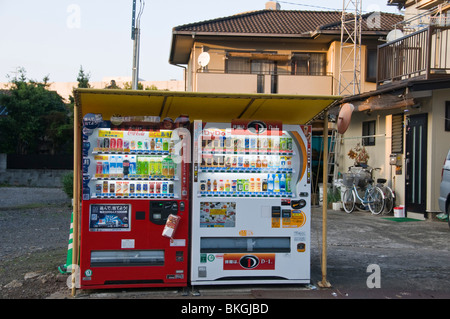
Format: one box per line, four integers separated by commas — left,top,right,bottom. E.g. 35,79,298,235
405,113,427,214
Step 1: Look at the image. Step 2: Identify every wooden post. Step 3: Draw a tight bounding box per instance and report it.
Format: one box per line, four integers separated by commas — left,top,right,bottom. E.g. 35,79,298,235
71,99,81,297
318,111,331,288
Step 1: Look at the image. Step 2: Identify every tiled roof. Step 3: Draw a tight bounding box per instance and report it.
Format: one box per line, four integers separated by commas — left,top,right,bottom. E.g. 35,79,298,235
174,10,404,35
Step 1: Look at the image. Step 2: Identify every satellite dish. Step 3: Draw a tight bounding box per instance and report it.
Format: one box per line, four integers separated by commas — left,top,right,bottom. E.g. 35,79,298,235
337,103,354,134
386,29,404,43
198,52,210,67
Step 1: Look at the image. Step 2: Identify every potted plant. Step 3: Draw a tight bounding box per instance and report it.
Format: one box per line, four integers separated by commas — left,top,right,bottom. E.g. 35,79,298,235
327,186,342,210
347,143,369,165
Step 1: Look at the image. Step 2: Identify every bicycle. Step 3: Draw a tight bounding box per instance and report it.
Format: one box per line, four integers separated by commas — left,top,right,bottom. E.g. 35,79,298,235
376,178,395,214
342,165,385,215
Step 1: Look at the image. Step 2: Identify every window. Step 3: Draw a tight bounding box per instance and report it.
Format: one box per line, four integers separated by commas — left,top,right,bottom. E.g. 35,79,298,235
226,57,250,74
291,53,326,75
362,120,376,146
366,49,377,82
391,114,404,153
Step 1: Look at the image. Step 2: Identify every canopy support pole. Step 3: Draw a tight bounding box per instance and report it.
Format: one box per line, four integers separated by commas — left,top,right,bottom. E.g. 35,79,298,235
318,111,332,288
71,101,81,297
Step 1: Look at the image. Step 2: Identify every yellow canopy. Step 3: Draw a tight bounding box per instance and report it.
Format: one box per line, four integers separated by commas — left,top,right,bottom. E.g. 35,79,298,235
74,89,340,125
70,88,340,295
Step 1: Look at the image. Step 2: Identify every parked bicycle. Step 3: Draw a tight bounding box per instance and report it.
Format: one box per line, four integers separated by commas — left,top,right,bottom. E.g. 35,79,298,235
342,164,385,215
375,177,395,214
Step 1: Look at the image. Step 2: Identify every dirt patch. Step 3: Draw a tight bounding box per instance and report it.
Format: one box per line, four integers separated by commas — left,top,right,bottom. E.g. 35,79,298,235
0,188,73,299
0,247,70,299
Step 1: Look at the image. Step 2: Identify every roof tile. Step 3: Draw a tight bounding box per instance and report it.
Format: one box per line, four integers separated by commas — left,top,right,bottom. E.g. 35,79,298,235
174,9,403,35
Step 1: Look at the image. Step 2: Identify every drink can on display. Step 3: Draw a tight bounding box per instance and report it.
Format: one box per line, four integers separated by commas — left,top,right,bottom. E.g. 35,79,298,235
97,138,104,148
280,156,286,168
280,138,286,150
155,182,161,194
110,138,116,149
102,181,108,193
162,182,168,194
104,138,110,148
131,156,137,174
124,139,130,149
96,162,103,175
286,156,292,168
123,182,129,194
250,137,256,150
109,182,115,194
169,183,174,194
143,182,148,193
136,182,142,194
95,183,102,196
102,161,109,175
117,138,123,149
149,182,155,194
287,138,293,151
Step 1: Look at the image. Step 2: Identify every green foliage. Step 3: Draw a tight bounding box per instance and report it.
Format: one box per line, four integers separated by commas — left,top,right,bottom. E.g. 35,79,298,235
0,68,71,154
76,66,91,89
61,171,74,198
327,186,341,203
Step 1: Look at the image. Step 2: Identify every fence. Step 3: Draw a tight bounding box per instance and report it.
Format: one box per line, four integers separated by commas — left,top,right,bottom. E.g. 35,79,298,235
377,26,450,86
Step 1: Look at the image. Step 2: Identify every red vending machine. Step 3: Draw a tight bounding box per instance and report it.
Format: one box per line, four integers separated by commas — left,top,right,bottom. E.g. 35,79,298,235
79,114,190,289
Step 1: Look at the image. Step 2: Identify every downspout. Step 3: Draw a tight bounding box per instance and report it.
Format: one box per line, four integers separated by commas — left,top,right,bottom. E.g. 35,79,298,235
173,64,187,91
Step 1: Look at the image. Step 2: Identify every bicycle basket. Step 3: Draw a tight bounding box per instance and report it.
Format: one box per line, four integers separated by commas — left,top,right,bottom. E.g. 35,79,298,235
343,173,356,187
355,171,371,188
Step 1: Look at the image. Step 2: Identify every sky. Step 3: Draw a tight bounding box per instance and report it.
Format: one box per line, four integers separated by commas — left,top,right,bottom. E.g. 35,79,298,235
0,0,402,84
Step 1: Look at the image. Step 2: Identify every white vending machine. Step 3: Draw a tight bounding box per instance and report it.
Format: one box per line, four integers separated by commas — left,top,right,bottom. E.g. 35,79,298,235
191,120,311,285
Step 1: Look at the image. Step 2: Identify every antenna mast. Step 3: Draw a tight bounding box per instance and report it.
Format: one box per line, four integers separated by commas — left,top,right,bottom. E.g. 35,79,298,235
338,0,362,96
131,0,145,90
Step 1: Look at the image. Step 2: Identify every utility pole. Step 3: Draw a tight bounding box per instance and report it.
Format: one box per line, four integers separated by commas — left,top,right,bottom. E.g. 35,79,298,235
131,0,145,90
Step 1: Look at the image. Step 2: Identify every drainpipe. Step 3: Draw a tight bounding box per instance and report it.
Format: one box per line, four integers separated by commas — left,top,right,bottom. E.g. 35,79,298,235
173,64,187,91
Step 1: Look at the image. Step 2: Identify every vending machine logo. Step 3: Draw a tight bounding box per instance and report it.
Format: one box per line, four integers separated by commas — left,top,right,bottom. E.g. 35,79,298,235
223,254,275,270
247,120,267,135
231,119,282,135
239,255,260,269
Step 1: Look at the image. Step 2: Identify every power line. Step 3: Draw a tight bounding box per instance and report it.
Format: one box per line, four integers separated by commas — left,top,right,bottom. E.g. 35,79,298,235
278,1,376,13
278,1,341,11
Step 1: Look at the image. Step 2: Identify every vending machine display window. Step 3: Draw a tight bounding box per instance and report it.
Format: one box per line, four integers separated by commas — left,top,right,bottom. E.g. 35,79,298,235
79,114,190,289
191,121,311,285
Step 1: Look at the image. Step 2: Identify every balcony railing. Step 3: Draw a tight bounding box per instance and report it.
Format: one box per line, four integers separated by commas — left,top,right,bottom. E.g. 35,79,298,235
377,26,450,87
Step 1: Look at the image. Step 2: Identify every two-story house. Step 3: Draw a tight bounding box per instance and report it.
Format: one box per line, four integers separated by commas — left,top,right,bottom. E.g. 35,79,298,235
337,0,450,219
168,1,403,204
169,1,403,96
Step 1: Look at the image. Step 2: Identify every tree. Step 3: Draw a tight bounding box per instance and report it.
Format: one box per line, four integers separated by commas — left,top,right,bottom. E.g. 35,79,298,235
0,68,71,154
76,65,91,88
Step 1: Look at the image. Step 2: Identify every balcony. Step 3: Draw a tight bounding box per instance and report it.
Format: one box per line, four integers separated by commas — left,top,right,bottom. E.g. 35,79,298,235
194,73,333,95
377,26,450,87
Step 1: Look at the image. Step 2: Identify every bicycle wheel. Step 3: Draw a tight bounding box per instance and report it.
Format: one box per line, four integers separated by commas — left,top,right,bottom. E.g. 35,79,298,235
367,186,385,215
383,187,395,214
342,188,355,213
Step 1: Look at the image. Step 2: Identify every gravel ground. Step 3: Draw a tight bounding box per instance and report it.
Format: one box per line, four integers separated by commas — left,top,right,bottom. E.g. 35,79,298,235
0,187,72,299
